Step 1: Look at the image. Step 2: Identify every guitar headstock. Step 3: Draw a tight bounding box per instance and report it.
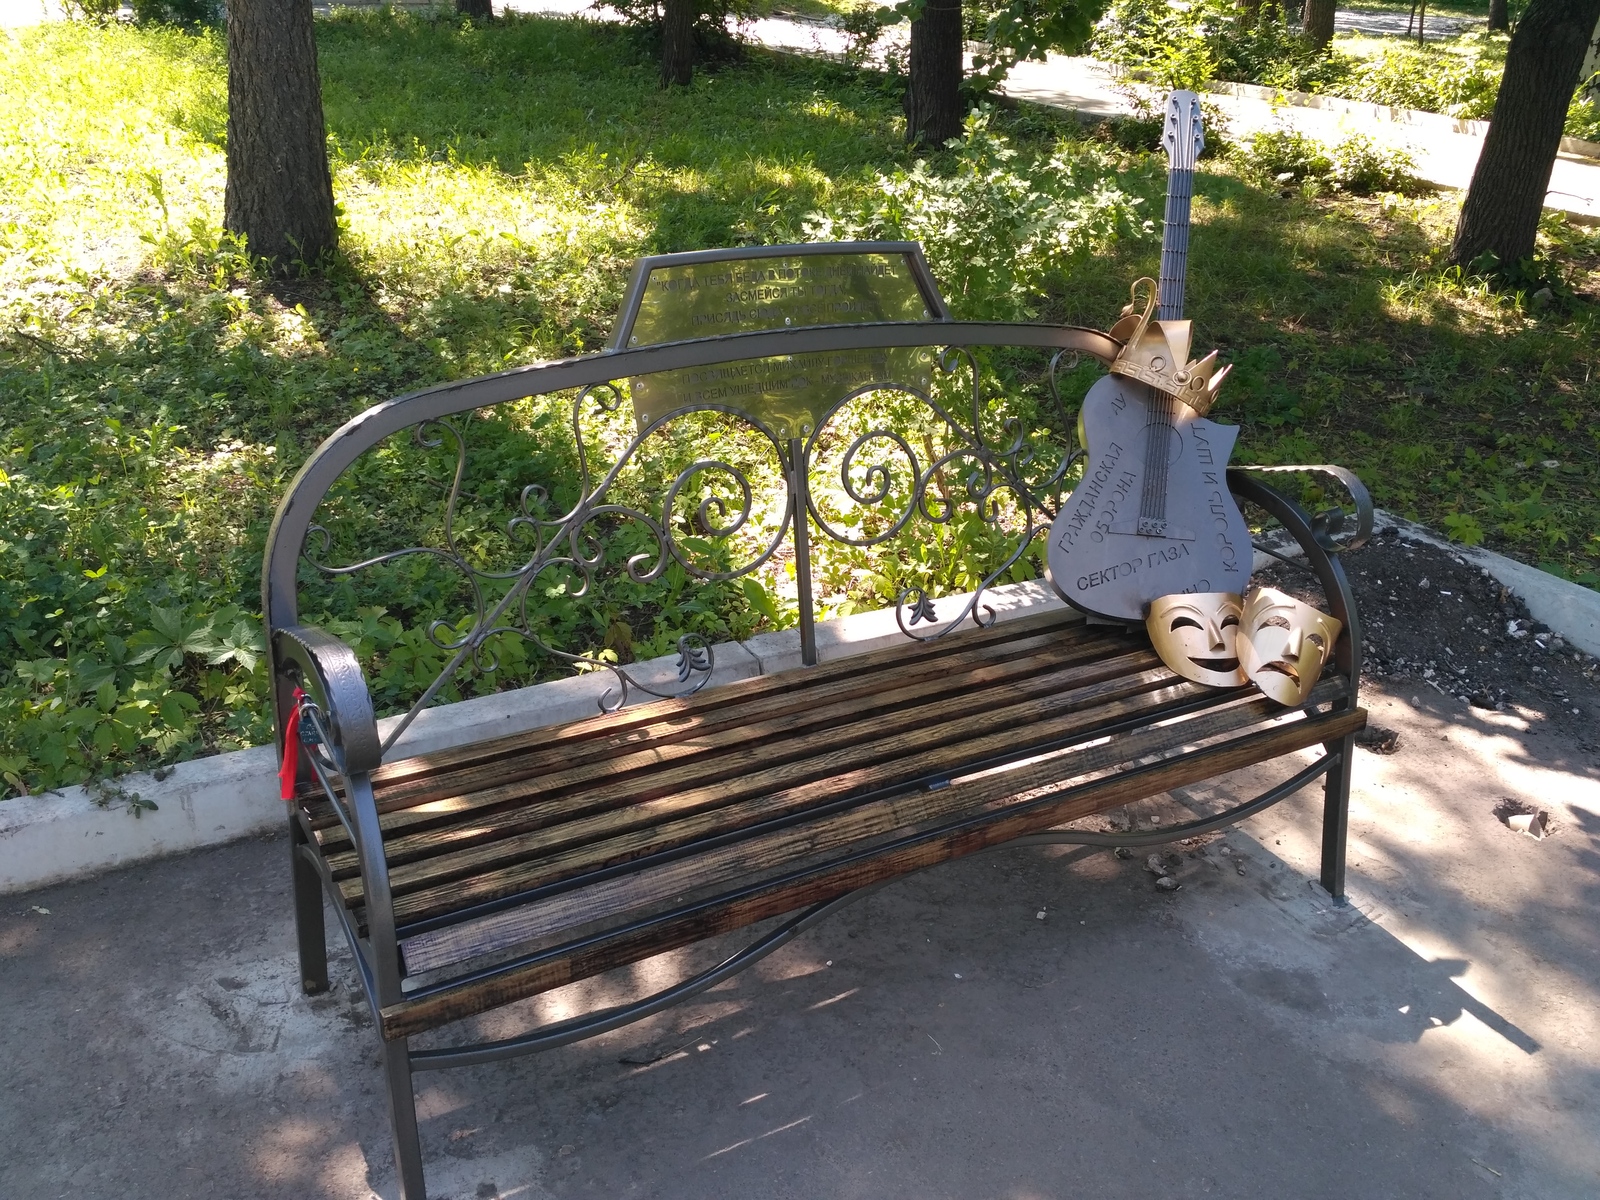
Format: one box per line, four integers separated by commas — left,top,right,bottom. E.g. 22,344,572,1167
1162,90,1204,173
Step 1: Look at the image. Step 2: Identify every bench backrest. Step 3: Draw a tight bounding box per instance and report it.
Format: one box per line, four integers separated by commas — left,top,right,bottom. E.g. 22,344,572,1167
262,242,1124,761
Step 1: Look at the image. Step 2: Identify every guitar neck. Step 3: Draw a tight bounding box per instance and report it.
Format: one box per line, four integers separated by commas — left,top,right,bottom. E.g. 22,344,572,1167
1136,90,1203,532
1157,165,1192,323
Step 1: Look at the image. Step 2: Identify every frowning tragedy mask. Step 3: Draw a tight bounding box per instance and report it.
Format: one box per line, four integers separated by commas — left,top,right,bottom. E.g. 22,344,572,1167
1238,586,1342,706
1146,593,1247,687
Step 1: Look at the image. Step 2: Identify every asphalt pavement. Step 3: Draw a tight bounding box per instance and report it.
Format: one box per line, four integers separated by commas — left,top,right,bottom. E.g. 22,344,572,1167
4,674,1599,1199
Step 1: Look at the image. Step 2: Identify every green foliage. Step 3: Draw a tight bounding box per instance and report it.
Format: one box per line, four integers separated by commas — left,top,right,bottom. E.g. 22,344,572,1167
1568,92,1600,143
1331,31,1507,119
959,0,1111,88
65,0,220,27
1233,128,1420,195
3,13,1597,804
1092,2,1591,138
1091,0,1343,92
806,107,1156,319
854,0,1110,92
594,0,753,62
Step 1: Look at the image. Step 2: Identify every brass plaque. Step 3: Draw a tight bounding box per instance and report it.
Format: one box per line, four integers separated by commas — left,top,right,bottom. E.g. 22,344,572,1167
620,249,941,435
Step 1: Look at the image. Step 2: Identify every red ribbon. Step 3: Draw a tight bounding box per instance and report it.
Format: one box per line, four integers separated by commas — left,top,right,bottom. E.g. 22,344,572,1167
278,687,306,801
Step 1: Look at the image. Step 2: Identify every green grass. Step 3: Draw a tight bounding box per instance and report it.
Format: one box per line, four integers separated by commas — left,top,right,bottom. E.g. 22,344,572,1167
1,12,1596,799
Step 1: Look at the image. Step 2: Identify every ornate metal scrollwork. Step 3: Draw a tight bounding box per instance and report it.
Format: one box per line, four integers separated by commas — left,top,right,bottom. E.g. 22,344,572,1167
301,338,1090,750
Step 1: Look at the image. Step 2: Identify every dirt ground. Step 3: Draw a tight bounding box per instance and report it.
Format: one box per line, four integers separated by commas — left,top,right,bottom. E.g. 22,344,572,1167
1260,526,1600,755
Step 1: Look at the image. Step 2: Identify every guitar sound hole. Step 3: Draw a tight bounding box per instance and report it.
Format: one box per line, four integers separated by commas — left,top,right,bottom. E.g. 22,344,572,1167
1139,421,1184,465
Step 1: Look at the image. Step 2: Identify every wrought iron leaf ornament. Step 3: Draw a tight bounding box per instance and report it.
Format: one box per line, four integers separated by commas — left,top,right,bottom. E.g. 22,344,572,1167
906,589,940,626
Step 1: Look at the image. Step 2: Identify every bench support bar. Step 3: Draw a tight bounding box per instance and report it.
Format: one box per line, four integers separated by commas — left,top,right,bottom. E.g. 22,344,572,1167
291,815,330,995
384,1037,426,1200
1320,732,1355,902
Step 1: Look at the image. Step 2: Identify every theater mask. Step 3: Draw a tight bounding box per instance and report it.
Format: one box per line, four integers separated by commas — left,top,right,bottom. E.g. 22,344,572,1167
1238,586,1342,706
1146,593,1247,687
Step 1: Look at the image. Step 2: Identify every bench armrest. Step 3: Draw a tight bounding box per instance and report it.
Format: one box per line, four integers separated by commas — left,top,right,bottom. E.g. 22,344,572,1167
273,624,383,777
1234,464,1373,553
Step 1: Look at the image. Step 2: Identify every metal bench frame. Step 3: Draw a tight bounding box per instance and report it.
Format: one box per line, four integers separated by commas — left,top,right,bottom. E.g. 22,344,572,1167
262,246,1371,1199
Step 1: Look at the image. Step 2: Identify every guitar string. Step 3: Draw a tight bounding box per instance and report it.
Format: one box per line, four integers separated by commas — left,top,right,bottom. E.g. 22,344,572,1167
1140,153,1192,528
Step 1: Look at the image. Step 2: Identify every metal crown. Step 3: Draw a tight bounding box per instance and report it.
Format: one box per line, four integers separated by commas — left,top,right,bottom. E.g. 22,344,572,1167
1106,278,1231,416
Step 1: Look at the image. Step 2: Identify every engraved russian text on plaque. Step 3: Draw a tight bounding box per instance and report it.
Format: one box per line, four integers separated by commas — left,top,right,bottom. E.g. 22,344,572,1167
611,245,948,435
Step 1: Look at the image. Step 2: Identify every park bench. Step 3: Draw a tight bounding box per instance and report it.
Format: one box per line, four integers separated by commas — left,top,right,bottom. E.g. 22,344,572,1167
263,242,1371,1198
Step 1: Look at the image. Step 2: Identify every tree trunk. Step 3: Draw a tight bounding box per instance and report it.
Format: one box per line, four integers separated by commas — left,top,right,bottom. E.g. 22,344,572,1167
905,0,964,147
456,0,494,18
1301,0,1337,48
1487,0,1509,31
661,0,695,87
224,0,337,272
1449,0,1600,268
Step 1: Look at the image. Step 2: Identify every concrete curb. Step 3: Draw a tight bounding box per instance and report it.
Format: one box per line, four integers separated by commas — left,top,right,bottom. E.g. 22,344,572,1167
0,580,1066,895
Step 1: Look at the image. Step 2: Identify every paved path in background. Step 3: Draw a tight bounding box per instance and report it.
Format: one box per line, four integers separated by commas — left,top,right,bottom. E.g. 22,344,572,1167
1334,7,1473,38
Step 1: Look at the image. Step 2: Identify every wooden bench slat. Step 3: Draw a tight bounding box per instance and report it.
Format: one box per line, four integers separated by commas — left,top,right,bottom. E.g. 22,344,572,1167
389,675,1321,944
374,658,1204,925
381,704,1366,1038
312,604,1113,838
309,605,1088,830
322,633,1149,879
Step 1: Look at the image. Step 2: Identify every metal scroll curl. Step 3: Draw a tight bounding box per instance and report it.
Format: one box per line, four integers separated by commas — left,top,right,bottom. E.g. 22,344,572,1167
800,346,1081,646
300,384,798,749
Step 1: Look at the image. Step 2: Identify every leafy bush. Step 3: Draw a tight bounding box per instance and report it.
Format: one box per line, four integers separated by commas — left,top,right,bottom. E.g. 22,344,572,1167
66,0,221,27
1569,93,1600,143
1233,128,1419,195
1091,0,1343,92
1334,31,1506,120
594,0,753,62
806,106,1156,320
1092,0,1587,136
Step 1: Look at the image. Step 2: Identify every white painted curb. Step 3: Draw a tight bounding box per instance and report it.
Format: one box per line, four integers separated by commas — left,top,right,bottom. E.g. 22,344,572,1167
0,580,1066,895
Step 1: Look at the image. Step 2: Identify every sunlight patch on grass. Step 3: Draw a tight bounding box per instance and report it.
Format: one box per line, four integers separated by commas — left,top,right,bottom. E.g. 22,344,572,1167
0,24,226,283
337,156,650,359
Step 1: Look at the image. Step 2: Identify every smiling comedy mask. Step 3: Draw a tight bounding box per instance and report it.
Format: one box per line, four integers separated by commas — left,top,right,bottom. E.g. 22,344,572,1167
1146,593,1247,687
1238,586,1343,706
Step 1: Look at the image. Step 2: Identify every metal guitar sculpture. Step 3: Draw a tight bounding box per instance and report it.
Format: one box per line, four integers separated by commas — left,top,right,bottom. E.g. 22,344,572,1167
1045,91,1251,622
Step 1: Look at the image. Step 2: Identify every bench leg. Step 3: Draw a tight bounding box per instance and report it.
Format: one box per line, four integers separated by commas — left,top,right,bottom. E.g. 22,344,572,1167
291,817,329,995
383,1037,428,1199
1319,732,1353,903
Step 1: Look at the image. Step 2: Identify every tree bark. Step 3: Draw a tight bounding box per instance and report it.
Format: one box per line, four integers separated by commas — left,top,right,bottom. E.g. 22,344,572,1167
1301,0,1337,48
1449,0,1600,268
1487,0,1509,32
905,0,964,147
456,0,494,18
661,0,695,87
224,0,337,272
